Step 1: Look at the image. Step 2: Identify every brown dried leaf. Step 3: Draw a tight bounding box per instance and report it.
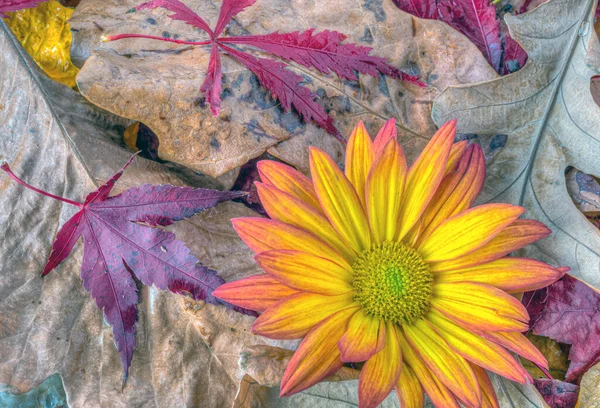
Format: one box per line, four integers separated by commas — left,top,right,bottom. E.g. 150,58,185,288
70,0,497,177
576,362,600,407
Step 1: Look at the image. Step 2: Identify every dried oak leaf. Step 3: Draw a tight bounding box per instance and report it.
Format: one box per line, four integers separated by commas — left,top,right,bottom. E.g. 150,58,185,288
432,0,600,288
523,275,600,383
70,0,498,177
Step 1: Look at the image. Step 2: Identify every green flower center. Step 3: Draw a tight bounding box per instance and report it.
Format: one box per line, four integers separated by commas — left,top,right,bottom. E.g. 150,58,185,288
351,241,433,324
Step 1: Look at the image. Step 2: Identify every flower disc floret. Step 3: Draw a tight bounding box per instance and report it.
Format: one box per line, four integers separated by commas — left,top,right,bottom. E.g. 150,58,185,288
352,241,433,324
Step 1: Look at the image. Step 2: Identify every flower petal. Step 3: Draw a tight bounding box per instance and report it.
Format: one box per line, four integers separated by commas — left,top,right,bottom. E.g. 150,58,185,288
366,139,407,243
358,323,402,408
338,309,386,362
252,292,355,339
480,331,549,370
397,120,456,241
397,330,460,408
256,182,356,262
373,118,397,157
426,310,531,384
280,306,360,396
429,219,551,272
255,250,353,295
395,363,424,408
213,274,298,312
435,257,565,293
345,121,374,208
418,144,486,243
419,204,525,263
403,320,481,407
470,364,500,408
232,218,347,265
445,140,469,174
257,160,322,211
431,282,530,332
310,147,371,252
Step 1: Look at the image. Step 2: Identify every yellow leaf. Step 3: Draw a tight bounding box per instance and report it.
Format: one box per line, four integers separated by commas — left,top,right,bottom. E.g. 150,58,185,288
5,1,79,88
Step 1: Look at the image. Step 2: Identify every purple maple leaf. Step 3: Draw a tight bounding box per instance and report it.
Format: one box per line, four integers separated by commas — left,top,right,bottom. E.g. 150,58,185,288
1,154,252,385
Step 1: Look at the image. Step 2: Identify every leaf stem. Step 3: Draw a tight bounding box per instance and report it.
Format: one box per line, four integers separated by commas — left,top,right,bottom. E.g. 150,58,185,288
102,33,211,46
1,163,83,207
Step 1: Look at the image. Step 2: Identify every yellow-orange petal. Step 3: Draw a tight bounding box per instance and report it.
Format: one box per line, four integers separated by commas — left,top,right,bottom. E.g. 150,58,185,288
429,219,551,272
310,147,371,252
426,310,531,384
232,218,348,266
395,363,424,408
435,257,565,293
396,120,456,241
470,364,500,408
345,121,374,209
418,144,486,243
480,331,549,370
213,274,298,312
255,250,353,295
397,330,460,408
419,204,525,263
252,292,355,339
445,140,469,174
431,282,530,332
257,160,322,212
280,306,359,396
373,118,397,157
338,309,386,362
403,321,481,407
366,139,407,243
256,183,356,262
358,323,402,408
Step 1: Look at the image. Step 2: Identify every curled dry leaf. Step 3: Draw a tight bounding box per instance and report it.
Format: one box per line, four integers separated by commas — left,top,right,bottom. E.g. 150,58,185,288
432,0,600,288
70,0,497,177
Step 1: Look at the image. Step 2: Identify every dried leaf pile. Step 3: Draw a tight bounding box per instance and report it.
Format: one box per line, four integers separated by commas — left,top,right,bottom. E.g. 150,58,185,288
1,0,600,407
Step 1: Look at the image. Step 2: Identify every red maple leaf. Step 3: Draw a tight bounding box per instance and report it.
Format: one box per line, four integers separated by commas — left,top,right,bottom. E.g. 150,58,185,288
523,274,600,383
1,155,252,385
392,0,528,75
103,0,424,144
0,0,45,17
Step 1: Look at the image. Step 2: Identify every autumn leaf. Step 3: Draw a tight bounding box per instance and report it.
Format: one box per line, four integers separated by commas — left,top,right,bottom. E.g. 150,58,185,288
0,0,45,17
523,274,600,383
5,0,79,87
432,0,600,287
1,154,250,384
102,0,424,143
393,0,528,75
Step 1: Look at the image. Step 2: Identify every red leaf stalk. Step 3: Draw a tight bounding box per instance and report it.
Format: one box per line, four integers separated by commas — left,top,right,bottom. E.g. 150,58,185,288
1,163,83,208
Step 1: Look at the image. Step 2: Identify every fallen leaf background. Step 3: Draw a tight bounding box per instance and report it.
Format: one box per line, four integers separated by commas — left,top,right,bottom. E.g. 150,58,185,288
1,0,600,406
68,0,498,177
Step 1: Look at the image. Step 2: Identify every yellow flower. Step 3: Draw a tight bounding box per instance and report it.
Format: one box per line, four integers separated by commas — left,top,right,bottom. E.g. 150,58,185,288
214,120,565,408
